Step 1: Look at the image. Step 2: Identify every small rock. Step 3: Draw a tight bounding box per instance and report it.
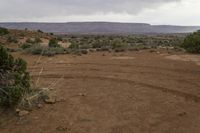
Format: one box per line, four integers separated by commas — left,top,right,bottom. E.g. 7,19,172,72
37,104,43,108
56,126,68,131
78,93,86,97
16,108,21,113
56,97,66,102
45,97,56,104
18,110,29,117
178,112,187,117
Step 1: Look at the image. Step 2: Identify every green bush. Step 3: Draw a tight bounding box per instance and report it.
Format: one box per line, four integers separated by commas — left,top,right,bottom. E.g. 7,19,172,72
69,42,79,49
25,44,45,55
25,44,65,56
182,30,200,53
56,36,63,41
80,49,88,54
21,43,32,49
35,37,42,43
0,45,30,107
26,38,35,44
0,27,9,36
7,36,18,43
37,29,43,33
48,38,59,47
42,47,65,56
111,39,127,49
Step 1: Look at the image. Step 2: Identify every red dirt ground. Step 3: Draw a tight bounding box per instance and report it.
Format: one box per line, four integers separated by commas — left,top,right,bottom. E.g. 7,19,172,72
0,50,200,133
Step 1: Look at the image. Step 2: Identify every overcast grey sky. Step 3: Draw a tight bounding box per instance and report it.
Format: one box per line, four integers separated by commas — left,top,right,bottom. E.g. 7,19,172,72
0,0,200,25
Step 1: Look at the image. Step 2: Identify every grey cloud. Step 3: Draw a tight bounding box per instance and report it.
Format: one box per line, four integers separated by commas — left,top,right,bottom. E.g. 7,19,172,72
0,0,181,19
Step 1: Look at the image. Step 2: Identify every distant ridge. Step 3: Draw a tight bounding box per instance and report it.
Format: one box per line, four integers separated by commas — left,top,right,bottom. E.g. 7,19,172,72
0,22,199,34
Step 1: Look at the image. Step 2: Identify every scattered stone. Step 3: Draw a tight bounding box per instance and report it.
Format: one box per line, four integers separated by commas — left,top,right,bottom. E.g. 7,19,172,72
44,97,56,104
78,93,87,97
178,112,187,117
149,49,157,53
56,126,68,131
56,97,66,102
18,110,29,117
37,104,43,108
16,108,21,113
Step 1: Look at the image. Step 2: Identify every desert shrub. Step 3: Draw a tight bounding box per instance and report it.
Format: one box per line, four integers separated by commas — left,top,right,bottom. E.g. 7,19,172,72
25,44,45,55
37,29,43,33
47,47,65,54
0,27,9,36
43,50,56,57
181,30,200,53
6,48,18,52
35,37,42,43
111,39,127,49
26,38,35,44
21,43,32,49
79,44,92,49
114,48,126,52
99,46,110,52
92,41,102,48
0,45,30,107
69,42,79,49
48,38,59,47
80,49,88,54
19,32,25,37
25,44,65,56
7,36,18,43
56,36,63,41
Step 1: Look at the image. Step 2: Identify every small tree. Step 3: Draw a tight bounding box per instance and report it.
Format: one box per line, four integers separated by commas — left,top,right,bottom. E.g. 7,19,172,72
0,27,9,36
0,45,30,107
182,30,200,53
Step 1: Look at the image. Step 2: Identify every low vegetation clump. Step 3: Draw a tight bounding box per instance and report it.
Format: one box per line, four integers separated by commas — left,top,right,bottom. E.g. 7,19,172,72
35,37,43,43
7,36,18,43
26,37,42,44
182,30,200,53
0,27,9,36
21,43,32,49
25,44,65,56
49,38,60,47
0,45,57,110
26,38,35,44
65,34,184,53
0,45,30,107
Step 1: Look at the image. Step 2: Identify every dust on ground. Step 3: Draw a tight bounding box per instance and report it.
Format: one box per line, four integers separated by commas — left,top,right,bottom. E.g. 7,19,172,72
166,54,200,66
0,50,200,133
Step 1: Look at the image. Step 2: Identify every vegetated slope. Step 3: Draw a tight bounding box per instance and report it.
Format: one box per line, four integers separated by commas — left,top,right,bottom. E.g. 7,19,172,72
0,29,52,47
0,22,199,34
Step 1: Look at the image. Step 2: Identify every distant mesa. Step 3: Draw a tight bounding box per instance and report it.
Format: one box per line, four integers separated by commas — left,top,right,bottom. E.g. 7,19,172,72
0,22,199,34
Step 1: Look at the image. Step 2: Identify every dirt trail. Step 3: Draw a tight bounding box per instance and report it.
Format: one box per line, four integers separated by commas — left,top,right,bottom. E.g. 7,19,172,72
1,50,200,133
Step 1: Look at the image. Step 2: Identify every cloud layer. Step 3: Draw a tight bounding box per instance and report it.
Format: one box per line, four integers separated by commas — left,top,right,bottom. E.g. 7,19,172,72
0,0,180,16
0,0,200,25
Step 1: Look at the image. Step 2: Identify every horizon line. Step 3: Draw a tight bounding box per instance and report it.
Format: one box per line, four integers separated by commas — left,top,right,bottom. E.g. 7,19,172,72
0,21,200,27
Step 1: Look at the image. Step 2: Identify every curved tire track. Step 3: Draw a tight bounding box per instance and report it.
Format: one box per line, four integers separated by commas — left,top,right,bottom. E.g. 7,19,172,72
31,73,200,103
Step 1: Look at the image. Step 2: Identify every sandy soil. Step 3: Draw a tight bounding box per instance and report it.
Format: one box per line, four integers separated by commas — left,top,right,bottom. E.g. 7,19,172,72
0,50,200,133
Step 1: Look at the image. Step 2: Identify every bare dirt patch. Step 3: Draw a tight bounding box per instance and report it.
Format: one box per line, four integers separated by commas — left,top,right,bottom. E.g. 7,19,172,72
166,54,200,66
1,50,200,133
110,56,135,60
